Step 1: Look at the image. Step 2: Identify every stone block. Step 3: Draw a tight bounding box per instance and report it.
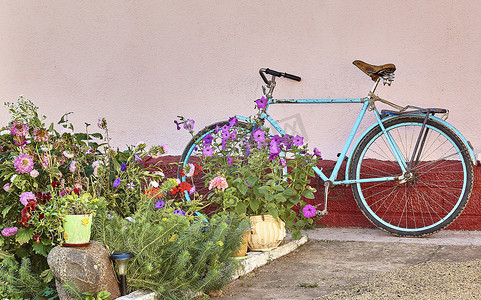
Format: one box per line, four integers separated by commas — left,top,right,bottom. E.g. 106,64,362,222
47,241,121,299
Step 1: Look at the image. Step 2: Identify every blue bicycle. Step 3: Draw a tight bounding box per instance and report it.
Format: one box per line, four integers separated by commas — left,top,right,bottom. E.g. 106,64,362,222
180,60,475,237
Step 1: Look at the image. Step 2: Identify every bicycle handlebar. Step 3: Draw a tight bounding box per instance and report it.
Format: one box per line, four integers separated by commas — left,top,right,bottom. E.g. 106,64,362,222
260,68,301,84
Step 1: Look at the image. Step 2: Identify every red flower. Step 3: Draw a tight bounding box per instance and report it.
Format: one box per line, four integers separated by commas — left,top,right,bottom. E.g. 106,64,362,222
51,181,60,188
144,187,163,199
33,234,41,244
171,182,192,196
19,200,37,227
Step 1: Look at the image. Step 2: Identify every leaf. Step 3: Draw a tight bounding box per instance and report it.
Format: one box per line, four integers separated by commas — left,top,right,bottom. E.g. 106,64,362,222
274,194,287,203
237,182,248,196
291,230,302,240
32,242,50,257
273,185,284,192
249,198,260,212
40,269,54,283
267,203,278,218
247,175,258,187
235,202,247,215
253,187,262,198
302,190,315,199
15,228,34,244
283,187,297,196
2,204,13,218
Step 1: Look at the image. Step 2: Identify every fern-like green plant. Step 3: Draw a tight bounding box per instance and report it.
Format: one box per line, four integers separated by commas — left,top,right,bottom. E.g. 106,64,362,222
92,197,249,299
0,257,56,299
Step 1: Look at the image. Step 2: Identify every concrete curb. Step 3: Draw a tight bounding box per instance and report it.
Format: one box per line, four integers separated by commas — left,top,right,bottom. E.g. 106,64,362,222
232,235,309,280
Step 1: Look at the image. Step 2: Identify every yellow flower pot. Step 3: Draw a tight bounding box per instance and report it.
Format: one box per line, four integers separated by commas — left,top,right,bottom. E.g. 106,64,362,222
248,215,286,251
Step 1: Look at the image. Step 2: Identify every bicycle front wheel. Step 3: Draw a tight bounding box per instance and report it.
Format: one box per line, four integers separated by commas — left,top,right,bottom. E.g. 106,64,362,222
179,120,250,203
349,115,473,237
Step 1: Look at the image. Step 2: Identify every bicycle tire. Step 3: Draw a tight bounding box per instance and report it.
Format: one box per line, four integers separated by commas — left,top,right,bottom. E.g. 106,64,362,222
179,120,250,204
349,115,473,237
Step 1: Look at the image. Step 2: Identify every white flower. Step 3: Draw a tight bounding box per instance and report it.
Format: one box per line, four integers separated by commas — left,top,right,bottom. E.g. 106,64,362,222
154,171,165,177
150,180,159,188
92,160,103,168
10,174,17,183
63,151,74,159
125,217,135,223
29,169,39,178
185,163,196,177
69,161,76,172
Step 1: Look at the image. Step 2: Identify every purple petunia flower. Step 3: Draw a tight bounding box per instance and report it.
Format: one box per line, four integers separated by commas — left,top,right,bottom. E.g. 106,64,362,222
229,117,238,127
173,209,186,216
271,135,282,144
253,128,265,142
302,204,316,218
203,134,213,145
183,119,195,130
113,178,121,188
313,148,322,158
255,96,268,109
203,146,213,156
269,141,281,160
155,199,165,210
222,130,230,140
134,155,143,163
293,135,304,146
281,134,293,150
189,185,196,195
227,156,233,166
1,227,18,237
280,158,287,168
121,163,127,171
214,123,220,134
230,130,237,140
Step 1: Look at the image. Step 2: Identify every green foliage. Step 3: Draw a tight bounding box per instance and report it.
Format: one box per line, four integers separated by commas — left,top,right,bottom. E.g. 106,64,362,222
63,281,111,300
0,257,56,299
179,115,321,237
92,198,249,299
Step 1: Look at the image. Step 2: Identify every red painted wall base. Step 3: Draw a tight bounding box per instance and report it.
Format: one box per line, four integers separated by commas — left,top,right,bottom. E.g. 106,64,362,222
154,156,481,231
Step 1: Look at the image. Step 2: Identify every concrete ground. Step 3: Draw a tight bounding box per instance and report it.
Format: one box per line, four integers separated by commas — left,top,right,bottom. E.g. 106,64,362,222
219,228,481,300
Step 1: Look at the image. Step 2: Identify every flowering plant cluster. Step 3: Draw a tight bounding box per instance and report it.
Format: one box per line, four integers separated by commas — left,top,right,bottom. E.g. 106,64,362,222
0,97,249,299
178,96,323,239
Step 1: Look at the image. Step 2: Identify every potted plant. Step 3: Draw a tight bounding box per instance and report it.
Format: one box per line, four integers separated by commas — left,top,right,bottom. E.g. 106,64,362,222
178,100,322,250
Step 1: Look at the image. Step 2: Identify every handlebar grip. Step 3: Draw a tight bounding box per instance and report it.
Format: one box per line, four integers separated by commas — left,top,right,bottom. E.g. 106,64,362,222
265,68,283,77
284,72,301,81
265,68,301,82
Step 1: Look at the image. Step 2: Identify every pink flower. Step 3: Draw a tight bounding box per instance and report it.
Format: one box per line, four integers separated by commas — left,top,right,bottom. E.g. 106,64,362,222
10,122,29,137
255,96,268,109
33,128,50,142
69,161,76,172
203,146,213,156
13,154,34,174
1,227,18,237
293,135,304,146
208,176,229,191
19,192,35,206
302,204,316,218
3,183,10,192
253,128,265,143
29,169,39,178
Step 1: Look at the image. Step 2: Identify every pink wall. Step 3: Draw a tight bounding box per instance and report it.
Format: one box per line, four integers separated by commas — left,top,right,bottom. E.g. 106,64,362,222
1,1,480,158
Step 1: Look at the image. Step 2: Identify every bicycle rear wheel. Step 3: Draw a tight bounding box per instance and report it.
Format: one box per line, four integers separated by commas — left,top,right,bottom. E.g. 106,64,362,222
349,115,473,237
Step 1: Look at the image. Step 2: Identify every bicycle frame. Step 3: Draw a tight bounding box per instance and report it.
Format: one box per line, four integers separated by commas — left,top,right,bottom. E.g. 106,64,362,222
236,79,476,188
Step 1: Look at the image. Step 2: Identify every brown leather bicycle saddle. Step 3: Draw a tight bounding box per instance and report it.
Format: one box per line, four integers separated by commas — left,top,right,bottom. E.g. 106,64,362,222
353,60,396,81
